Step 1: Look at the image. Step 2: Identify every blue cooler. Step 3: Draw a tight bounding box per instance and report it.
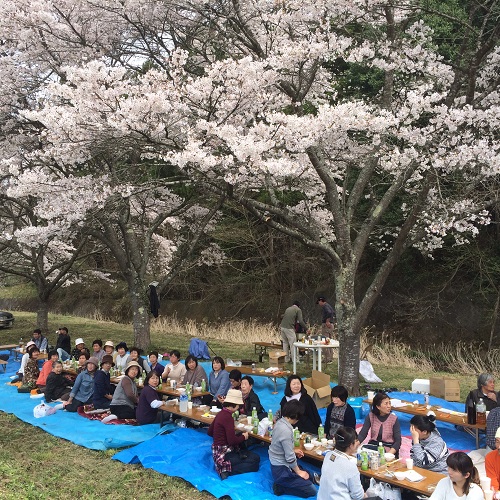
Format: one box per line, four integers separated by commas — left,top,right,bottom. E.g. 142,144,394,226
347,396,364,419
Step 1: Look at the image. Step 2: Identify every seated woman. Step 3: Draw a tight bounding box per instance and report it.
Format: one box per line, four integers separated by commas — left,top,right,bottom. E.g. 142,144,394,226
115,342,129,372
93,354,115,410
269,399,318,498
18,346,40,393
240,376,266,420
63,356,99,412
109,360,141,419
36,350,59,390
182,354,208,387
465,373,500,412
208,389,260,480
76,351,90,373
45,360,72,402
324,385,357,438
318,426,373,500
429,452,483,499
409,414,449,474
358,392,401,457
103,340,115,357
149,351,164,377
278,375,321,435
208,356,231,406
128,346,150,374
137,371,164,425
229,369,242,390
161,349,186,383
13,341,35,383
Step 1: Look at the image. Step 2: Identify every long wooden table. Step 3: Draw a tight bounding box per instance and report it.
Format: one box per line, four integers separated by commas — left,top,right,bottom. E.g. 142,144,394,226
364,397,486,449
253,341,282,355
225,364,290,394
160,403,444,497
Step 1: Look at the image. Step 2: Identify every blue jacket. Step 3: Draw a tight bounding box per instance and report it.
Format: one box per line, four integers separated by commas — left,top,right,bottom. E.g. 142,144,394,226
70,369,95,403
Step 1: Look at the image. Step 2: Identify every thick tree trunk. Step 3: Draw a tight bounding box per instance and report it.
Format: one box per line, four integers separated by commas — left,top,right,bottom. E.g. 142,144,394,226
335,266,361,395
36,297,50,332
128,280,151,351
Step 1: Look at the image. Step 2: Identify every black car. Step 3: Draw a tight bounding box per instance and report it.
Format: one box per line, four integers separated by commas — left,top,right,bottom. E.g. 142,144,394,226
0,311,14,328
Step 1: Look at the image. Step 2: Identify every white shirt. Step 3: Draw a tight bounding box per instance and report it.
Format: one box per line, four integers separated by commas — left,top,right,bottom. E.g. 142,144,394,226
430,477,484,500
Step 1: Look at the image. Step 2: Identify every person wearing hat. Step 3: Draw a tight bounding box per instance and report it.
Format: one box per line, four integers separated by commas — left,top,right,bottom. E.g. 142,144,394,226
115,342,130,372
71,337,89,361
269,399,319,497
64,356,99,412
103,340,115,357
12,341,36,383
208,388,260,480
93,354,116,410
18,346,41,393
56,326,71,361
109,360,141,419
317,297,336,363
486,427,500,494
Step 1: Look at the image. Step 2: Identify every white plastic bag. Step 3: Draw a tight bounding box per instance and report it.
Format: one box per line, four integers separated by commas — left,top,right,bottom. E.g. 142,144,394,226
359,360,382,383
366,478,401,500
258,417,270,436
33,402,57,418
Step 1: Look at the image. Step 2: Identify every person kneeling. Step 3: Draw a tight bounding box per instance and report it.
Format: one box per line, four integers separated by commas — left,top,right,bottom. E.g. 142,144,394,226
208,389,260,480
269,399,318,498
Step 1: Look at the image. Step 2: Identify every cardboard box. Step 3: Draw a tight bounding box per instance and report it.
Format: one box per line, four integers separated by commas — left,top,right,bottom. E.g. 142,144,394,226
269,350,286,369
429,377,460,402
302,370,331,408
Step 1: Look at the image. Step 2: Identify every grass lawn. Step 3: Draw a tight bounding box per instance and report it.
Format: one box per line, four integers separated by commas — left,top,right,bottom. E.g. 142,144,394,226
0,311,478,498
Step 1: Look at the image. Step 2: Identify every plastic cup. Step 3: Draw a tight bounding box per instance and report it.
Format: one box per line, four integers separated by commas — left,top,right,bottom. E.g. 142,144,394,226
484,490,493,500
169,379,175,388
247,416,252,424
367,391,375,400
188,402,193,410
406,458,413,470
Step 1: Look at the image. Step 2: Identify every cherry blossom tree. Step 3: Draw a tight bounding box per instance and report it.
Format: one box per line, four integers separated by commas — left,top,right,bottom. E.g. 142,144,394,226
1,0,499,390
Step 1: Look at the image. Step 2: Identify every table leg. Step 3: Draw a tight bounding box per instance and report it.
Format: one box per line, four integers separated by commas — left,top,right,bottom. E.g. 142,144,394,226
476,429,479,449
293,345,297,374
312,349,317,371
317,348,322,372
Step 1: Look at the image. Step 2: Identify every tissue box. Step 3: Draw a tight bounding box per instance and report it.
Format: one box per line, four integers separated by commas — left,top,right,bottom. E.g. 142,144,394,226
303,370,331,408
429,377,460,401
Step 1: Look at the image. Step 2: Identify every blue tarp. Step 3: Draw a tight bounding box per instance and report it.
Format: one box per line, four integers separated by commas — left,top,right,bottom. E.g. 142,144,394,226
113,427,320,500
0,348,172,450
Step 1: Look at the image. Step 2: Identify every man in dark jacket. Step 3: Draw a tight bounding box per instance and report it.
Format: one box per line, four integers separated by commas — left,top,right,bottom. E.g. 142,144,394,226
56,327,71,361
240,376,266,420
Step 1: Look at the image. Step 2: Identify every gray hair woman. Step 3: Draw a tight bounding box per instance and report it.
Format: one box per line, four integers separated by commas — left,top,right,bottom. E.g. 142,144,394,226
464,373,500,412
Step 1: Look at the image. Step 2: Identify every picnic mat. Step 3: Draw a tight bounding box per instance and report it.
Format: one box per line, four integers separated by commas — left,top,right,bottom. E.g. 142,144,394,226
0,350,173,450
113,427,320,500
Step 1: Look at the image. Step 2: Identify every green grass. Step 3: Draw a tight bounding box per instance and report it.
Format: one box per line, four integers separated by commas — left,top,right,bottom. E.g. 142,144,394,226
0,311,479,498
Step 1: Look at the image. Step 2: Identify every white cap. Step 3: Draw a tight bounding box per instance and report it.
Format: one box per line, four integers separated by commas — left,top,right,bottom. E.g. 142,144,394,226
75,338,85,346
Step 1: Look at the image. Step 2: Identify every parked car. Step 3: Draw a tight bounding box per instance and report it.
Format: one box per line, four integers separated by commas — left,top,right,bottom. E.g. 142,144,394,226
0,311,14,328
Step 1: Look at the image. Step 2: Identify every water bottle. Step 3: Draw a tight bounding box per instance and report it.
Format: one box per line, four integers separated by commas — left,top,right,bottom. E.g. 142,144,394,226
268,409,273,422
318,423,325,441
293,428,300,447
179,393,188,412
356,447,362,467
252,415,259,434
424,393,430,406
476,398,487,425
378,442,386,465
267,422,273,438
252,406,258,420
201,378,206,391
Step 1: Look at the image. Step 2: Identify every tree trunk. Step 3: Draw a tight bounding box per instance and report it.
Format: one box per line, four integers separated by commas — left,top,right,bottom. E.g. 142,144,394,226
37,297,50,332
335,265,361,395
128,279,151,351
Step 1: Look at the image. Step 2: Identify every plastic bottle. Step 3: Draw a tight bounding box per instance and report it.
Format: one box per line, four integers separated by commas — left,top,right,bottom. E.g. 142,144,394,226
356,447,362,467
19,337,23,348
476,398,487,425
252,406,258,420
424,393,430,406
179,393,188,412
201,378,206,391
318,423,325,441
267,421,273,438
293,428,300,447
268,409,273,422
378,442,386,465
361,451,369,471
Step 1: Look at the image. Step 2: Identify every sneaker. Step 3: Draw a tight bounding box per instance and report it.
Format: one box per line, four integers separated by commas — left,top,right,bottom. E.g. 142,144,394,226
272,483,283,496
312,473,321,485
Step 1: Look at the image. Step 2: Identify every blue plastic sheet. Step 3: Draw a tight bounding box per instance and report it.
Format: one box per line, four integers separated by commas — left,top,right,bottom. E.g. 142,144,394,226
113,427,320,500
0,349,172,450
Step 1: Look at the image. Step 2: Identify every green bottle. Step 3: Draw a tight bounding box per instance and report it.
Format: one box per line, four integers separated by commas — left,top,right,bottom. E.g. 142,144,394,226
268,409,273,421
378,442,386,465
317,424,325,441
293,428,300,447
201,378,206,391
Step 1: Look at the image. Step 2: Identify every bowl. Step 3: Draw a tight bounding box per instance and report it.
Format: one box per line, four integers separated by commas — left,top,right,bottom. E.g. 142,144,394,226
177,388,186,394
304,443,314,451
394,472,406,481
385,452,395,462
195,387,202,392
311,439,320,447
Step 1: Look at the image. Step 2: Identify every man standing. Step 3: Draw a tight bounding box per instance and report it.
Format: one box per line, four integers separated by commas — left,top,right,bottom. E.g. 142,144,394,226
280,301,307,363
317,297,336,363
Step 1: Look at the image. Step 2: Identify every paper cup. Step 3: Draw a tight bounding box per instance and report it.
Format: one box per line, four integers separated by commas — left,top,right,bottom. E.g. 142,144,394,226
484,490,493,500
406,458,413,470
246,416,252,424
188,402,193,410
169,379,175,388
367,391,375,400
480,477,491,492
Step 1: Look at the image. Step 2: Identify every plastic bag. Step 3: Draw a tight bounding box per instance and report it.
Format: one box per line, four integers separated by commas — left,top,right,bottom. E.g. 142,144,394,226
33,402,57,418
366,478,402,500
258,417,270,436
359,360,382,383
